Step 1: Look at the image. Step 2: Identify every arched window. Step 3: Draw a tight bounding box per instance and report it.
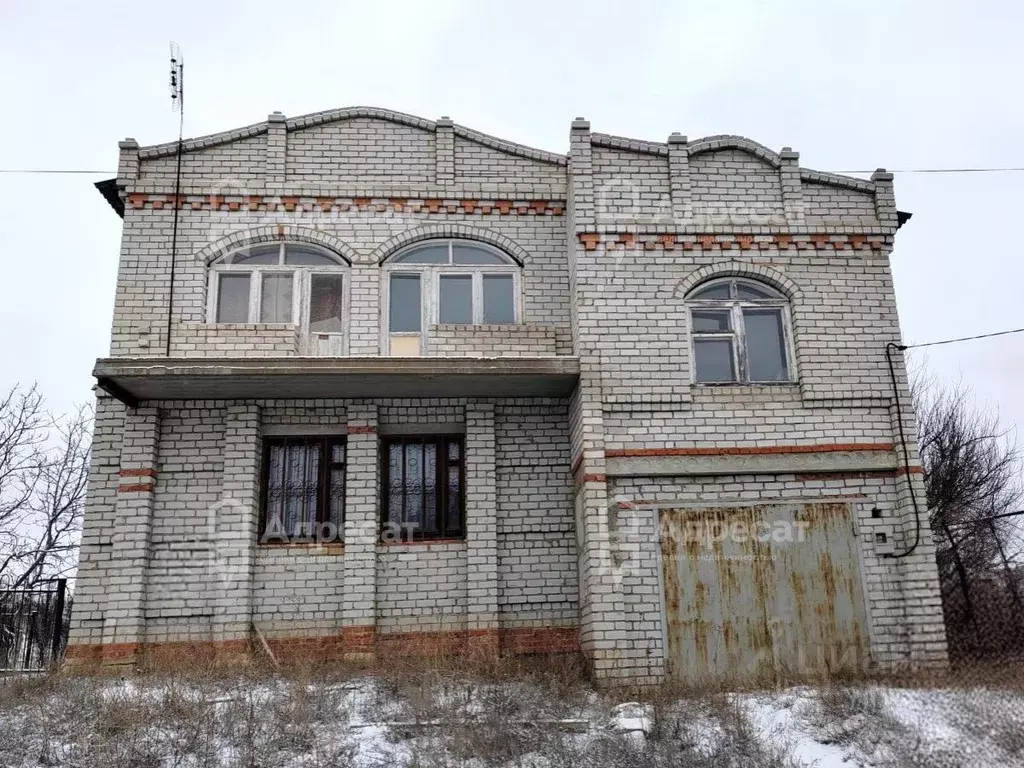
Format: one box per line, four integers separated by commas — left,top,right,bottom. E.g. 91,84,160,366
382,239,521,356
208,243,349,354
686,277,793,383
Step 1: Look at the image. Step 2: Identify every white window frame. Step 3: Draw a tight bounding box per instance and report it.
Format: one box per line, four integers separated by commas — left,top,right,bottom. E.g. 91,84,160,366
381,239,522,355
687,277,796,384
206,242,350,354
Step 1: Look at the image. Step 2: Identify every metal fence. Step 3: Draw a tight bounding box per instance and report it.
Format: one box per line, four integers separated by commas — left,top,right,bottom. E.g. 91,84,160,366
0,579,69,671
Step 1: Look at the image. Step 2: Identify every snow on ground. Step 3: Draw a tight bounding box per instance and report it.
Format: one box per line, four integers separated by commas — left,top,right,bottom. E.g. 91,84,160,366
1,670,1023,766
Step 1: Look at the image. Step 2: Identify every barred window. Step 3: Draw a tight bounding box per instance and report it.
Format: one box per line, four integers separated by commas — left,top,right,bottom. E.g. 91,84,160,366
261,436,345,543
381,435,464,540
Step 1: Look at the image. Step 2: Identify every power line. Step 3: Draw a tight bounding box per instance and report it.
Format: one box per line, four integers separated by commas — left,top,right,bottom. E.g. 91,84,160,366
0,169,113,174
3,165,1024,176
901,326,1024,351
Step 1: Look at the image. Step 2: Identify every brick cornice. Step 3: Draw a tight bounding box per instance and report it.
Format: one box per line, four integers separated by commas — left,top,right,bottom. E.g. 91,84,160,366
577,232,887,252
125,193,564,216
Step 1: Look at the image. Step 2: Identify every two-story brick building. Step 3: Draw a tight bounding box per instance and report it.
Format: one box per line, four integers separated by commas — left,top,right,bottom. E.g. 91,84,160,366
68,106,947,684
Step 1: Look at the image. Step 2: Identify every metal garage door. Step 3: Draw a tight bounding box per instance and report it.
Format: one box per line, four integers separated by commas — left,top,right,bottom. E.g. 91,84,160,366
659,502,869,686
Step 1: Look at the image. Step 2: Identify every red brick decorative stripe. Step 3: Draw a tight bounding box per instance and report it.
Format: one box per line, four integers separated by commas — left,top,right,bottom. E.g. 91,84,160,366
119,468,158,478
605,443,895,458
64,625,581,668
577,232,887,252
583,473,607,483
347,425,376,434
117,482,155,493
127,194,565,216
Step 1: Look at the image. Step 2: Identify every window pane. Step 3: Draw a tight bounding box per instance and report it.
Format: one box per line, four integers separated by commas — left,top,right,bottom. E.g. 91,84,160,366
483,275,515,324
260,274,293,323
446,464,462,535
689,283,730,300
389,274,421,332
309,274,344,333
216,274,250,323
282,442,319,537
744,309,789,381
447,440,460,462
736,281,779,301
329,467,345,533
331,443,346,464
388,442,404,526
694,339,736,382
453,244,506,265
285,246,338,265
404,442,424,534
228,245,279,265
393,245,448,264
691,309,731,333
265,443,285,536
439,275,473,324
423,442,437,535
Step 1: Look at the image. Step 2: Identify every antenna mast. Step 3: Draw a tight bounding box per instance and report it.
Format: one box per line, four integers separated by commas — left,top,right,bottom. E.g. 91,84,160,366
165,43,185,356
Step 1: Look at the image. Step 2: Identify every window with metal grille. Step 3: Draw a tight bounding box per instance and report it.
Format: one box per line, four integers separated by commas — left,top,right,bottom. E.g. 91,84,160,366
381,435,464,540
260,436,345,543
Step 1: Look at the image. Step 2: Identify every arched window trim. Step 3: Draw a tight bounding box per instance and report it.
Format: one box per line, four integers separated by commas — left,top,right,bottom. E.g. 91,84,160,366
380,238,523,356
207,242,350,355
685,277,796,384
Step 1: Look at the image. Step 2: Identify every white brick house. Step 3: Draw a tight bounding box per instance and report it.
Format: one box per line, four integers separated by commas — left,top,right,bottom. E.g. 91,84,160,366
68,106,948,683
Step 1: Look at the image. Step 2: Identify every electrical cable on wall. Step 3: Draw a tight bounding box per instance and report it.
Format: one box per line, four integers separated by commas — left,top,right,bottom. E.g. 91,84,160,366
165,43,185,358
885,342,922,559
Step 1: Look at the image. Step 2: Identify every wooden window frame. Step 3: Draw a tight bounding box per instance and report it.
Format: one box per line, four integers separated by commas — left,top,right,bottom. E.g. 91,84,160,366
259,435,346,544
687,277,795,384
380,434,465,541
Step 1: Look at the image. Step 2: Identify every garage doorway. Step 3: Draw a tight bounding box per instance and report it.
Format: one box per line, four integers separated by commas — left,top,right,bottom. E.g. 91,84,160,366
659,501,870,686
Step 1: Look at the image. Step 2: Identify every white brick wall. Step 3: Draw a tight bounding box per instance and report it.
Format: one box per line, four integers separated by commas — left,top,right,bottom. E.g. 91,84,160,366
72,107,946,681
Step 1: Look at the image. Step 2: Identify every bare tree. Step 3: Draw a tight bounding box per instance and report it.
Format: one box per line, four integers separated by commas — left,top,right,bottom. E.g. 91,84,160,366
914,371,1024,655
0,384,91,590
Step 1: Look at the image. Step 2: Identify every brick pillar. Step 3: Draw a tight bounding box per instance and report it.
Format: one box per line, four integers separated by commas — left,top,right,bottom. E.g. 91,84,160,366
210,403,261,658
570,369,629,681
436,116,454,188
104,406,160,665
343,404,379,660
348,263,381,356
871,169,898,228
465,402,499,657
667,132,690,225
266,112,286,187
569,118,595,232
65,393,125,665
780,147,803,225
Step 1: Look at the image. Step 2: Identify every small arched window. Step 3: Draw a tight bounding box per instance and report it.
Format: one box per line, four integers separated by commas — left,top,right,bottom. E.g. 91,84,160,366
208,242,349,354
686,278,793,383
382,239,521,356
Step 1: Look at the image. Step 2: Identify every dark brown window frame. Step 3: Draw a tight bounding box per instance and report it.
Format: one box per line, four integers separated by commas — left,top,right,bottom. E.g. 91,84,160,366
260,435,346,543
381,434,465,540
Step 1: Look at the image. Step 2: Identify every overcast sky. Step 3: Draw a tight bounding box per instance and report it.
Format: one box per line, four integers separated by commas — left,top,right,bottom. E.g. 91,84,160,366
1,0,1021,440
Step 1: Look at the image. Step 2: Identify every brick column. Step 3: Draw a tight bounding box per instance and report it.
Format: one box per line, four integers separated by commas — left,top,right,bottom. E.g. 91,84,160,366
667,132,690,225
266,112,286,187
871,169,898,228
436,116,454,188
104,406,160,664
210,404,261,658
343,404,379,661
465,402,499,657
569,118,595,233
780,147,803,225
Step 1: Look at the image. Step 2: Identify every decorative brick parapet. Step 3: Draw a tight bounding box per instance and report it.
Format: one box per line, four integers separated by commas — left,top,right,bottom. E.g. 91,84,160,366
125,193,565,216
170,324,299,358
577,232,888,252
427,324,560,358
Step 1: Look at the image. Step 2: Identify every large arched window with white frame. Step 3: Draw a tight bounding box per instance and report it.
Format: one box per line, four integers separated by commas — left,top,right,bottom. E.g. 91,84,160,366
382,239,521,356
207,242,350,355
686,277,794,383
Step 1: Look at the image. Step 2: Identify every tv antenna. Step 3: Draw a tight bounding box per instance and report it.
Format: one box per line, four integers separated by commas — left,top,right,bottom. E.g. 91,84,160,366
165,42,185,356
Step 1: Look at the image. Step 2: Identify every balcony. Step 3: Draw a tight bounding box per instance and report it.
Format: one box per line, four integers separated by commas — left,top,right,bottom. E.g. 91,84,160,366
93,356,580,405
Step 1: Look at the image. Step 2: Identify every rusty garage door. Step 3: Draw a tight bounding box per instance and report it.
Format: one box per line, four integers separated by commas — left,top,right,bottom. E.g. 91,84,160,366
660,502,869,686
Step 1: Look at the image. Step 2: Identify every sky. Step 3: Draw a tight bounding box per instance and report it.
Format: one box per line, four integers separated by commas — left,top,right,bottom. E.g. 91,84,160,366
0,0,1022,442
